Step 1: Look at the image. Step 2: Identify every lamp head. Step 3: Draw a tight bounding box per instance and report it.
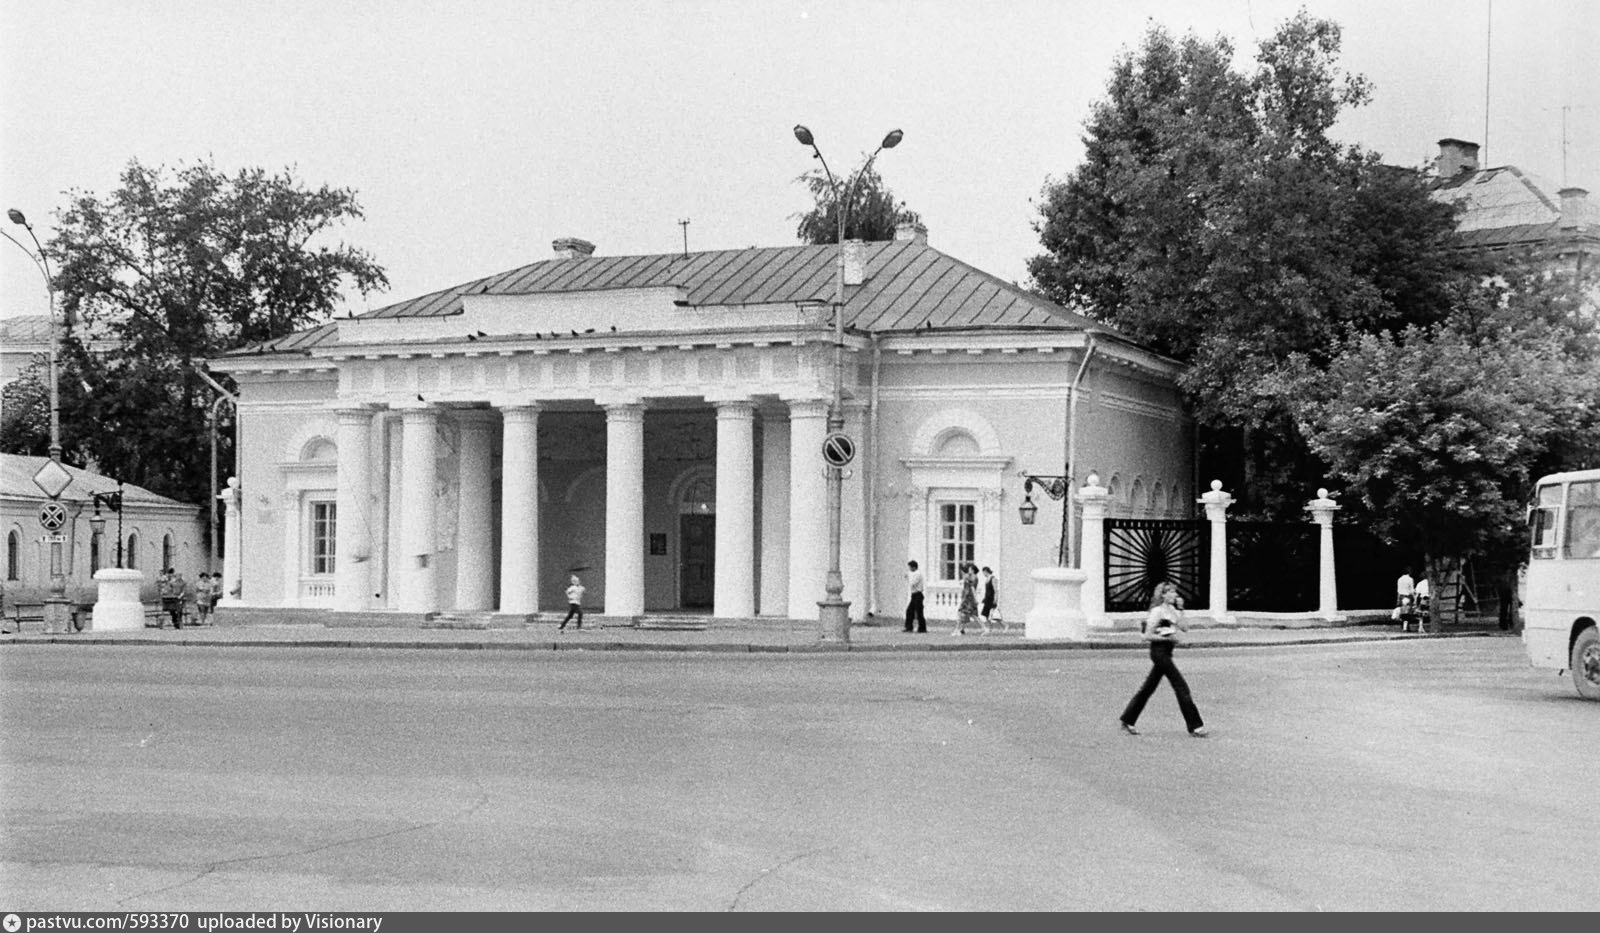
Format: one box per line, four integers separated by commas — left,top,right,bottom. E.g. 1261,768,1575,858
793,125,815,147
1018,493,1038,526
881,129,904,149
7,208,27,227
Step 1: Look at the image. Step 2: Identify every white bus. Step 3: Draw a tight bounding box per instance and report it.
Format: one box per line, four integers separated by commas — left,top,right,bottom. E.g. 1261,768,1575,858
1524,469,1600,700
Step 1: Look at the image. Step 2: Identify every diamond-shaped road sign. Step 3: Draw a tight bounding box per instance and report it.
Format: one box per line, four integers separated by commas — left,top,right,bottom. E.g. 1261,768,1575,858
32,458,72,499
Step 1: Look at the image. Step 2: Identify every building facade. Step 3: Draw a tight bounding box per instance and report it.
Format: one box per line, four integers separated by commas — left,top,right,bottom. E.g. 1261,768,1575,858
211,227,1192,623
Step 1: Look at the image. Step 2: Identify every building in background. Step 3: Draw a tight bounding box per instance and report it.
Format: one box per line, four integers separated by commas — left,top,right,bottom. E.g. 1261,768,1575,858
210,225,1192,623
1429,137,1600,272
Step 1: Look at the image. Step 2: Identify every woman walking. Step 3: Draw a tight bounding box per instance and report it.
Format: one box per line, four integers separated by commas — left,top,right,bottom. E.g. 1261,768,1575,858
1119,581,1208,737
953,563,979,636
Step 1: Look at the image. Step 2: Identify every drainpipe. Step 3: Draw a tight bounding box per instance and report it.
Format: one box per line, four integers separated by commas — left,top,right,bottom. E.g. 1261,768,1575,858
193,365,238,573
1063,333,1097,568
866,333,883,616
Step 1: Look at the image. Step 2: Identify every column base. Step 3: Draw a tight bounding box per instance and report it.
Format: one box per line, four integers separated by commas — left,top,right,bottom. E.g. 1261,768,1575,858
90,568,146,631
1025,567,1089,641
818,598,851,643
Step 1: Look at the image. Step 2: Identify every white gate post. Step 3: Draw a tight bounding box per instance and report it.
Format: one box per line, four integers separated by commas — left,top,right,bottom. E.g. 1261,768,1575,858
1306,487,1344,622
1200,480,1234,625
1077,474,1111,630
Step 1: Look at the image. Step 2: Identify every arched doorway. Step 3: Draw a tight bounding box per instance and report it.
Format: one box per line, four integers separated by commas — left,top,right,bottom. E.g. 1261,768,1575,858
676,471,715,609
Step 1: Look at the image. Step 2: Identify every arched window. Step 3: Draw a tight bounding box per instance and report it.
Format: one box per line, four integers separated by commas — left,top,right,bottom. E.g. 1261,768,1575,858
162,533,174,571
126,532,139,570
6,530,18,581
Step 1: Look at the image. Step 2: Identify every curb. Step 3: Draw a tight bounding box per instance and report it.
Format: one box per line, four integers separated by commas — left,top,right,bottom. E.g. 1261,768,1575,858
0,630,1511,654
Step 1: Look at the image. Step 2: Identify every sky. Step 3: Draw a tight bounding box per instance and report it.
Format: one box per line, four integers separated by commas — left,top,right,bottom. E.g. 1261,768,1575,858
2,0,1596,321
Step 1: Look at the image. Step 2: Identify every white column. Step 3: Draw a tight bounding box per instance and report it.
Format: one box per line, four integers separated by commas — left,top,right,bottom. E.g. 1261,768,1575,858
334,406,374,612
498,404,541,615
1200,479,1234,625
219,477,243,606
842,401,868,614
281,490,300,606
758,409,790,617
714,400,756,618
604,402,646,617
1307,487,1343,622
454,412,496,611
1077,475,1111,628
398,406,440,613
786,399,829,620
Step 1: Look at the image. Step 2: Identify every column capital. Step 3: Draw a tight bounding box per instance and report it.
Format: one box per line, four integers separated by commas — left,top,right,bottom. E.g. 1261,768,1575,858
498,403,543,425
330,402,381,419
1199,479,1233,522
488,396,543,412
1304,487,1340,526
714,399,757,419
603,402,646,423
595,391,645,409
400,405,441,422
785,397,830,420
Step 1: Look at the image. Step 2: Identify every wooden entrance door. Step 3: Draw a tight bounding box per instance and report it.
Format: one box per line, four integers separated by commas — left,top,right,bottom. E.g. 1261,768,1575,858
679,514,715,608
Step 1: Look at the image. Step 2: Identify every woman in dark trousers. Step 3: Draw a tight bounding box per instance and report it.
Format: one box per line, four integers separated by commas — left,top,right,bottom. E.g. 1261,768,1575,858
1120,581,1208,737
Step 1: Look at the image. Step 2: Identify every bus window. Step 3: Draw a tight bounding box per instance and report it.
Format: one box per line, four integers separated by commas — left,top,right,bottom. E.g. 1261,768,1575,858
1563,480,1600,559
1529,484,1561,558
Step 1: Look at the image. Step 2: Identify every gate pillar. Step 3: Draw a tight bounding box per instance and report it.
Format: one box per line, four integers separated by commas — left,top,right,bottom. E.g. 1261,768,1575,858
1306,488,1344,622
1077,475,1111,630
1200,480,1235,625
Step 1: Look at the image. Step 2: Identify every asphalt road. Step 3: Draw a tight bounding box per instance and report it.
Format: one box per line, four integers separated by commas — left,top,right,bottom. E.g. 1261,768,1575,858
1,637,1594,911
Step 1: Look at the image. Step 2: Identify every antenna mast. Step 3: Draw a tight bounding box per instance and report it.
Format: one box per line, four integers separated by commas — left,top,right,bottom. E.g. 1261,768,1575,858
1483,0,1492,166
678,218,690,258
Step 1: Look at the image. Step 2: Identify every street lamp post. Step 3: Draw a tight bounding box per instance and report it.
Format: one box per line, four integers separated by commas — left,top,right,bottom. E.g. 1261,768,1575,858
1018,472,1071,566
7,207,71,632
793,124,902,643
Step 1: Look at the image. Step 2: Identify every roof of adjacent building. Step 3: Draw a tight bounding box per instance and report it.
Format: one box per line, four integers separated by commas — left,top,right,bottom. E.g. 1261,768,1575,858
1429,164,1600,252
234,239,1110,356
0,315,53,344
0,454,193,508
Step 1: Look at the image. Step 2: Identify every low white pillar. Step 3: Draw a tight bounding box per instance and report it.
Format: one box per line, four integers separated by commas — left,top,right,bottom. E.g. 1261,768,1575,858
218,477,243,606
1200,480,1234,625
1077,475,1111,629
90,568,146,631
1025,567,1088,640
1307,487,1343,622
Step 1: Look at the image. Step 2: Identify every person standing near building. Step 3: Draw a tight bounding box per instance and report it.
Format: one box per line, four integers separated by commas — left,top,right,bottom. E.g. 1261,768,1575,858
979,566,1000,635
560,574,586,631
904,560,927,633
157,568,187,629
1119,581,1208,737
953,562,979,636
193,572,215,626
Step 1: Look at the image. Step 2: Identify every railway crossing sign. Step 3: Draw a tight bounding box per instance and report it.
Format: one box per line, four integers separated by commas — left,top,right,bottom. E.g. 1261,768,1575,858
821,432,856,468
39,502,67,531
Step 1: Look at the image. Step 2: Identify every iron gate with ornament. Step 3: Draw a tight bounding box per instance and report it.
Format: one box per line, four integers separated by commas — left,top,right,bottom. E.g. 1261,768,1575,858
1103,518,1210,611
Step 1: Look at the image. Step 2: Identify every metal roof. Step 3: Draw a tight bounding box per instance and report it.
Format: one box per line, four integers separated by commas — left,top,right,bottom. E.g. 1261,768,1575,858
1,453,193,507
238,240,1102,355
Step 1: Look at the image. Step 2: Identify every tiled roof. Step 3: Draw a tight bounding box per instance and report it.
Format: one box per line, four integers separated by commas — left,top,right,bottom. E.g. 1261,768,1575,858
0,453,193,507
1430,165,1600,250
239,240,1104,355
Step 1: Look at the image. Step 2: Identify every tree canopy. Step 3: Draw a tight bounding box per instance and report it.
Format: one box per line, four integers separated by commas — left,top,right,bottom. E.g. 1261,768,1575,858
1028,12,1479,516
1,159,387,508
794,162,920,244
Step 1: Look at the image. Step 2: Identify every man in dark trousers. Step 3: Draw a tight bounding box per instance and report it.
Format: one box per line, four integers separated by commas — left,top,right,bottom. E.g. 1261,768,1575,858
904,560,927,633
157,568,187,629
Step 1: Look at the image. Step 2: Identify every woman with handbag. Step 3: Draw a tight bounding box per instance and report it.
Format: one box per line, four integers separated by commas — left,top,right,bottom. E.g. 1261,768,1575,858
1119,581,1209,737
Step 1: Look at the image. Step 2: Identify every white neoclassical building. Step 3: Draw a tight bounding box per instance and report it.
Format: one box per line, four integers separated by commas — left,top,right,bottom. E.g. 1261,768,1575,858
210,225,1192,624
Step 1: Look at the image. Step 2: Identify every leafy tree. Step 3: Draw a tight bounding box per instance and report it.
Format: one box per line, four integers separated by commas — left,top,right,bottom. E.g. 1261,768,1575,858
4,159,387,507
1028,13,1474,514
1286,257,1600,579
794,162,920,244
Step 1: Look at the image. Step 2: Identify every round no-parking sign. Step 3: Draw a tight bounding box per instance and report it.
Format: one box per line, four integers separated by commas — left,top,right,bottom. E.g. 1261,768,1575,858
39,502,67,531
822,432,856,468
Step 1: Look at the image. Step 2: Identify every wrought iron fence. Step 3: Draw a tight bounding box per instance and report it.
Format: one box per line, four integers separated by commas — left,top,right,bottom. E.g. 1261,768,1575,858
1226,521,1318,611
1104,518,1209,611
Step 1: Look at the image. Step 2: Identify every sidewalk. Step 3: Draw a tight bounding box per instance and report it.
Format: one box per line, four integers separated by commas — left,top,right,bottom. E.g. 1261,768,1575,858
1,613,1516,654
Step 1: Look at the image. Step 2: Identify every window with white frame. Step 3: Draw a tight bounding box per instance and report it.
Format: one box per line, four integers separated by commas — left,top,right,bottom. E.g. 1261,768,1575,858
937,501,976,581
309,500,337,575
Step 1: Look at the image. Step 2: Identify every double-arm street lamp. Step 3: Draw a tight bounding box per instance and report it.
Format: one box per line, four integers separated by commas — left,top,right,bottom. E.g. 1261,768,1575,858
792,124,903,642
7,207,73,632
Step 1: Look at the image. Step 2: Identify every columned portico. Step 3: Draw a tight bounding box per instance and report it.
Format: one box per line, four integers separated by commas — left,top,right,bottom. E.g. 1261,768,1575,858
498,404,541,615
604,402,646,617
334,406,375,612
713,400,756,618
398,406,440,613
787,398,829,620
454,411,497,610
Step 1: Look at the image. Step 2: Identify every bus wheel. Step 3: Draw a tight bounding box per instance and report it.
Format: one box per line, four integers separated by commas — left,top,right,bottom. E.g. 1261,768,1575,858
1572,627,1600,701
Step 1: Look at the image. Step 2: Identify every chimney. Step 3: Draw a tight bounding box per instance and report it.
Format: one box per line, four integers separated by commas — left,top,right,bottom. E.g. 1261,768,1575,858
894,220,928,244
552,237,596,260
1559,188,1589,228
1436,138,1481,178
841,238,865,286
